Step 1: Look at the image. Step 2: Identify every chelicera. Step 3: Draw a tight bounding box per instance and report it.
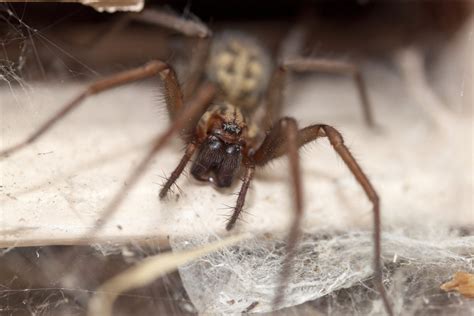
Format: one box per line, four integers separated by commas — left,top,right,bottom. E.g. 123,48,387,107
0,8,392,314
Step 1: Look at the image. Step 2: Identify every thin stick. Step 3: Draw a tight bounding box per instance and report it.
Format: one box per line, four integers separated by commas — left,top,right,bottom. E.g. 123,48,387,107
88,232,252,316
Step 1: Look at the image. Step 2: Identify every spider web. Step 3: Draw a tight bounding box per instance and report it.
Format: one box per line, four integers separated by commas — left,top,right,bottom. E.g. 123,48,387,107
171,229,473,314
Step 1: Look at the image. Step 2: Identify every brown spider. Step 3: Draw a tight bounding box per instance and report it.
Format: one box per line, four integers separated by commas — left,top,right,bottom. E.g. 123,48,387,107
0,9,392,314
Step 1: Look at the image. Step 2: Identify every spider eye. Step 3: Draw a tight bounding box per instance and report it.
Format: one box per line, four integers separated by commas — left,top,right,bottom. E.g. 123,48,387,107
222,123,241,134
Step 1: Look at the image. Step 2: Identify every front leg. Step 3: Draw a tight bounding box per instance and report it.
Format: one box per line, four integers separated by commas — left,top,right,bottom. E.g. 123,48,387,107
226,166,256,231
252,117,303,308
1,60,180,158
89,82,217,238
320,125,392,315
252,121,392,315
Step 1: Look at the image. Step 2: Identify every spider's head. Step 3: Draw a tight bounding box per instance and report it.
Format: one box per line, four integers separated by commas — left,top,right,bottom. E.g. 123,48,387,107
207,32,272,109
191,104,246,187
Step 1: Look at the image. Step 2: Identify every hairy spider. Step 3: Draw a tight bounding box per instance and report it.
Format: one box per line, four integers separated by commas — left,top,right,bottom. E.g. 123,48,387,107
0,8,392,314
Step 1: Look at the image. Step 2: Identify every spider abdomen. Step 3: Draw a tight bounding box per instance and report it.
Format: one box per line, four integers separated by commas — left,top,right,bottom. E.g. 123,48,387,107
206,31,272,111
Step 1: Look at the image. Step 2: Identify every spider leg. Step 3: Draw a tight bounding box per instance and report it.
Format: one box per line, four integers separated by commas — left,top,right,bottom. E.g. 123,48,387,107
89,82,216,238
263,58,374,129
71,8,211,100
252,117,303,308
277,11,313,61
321,125,391,315
134,9,211,38
226,166,256,231
253,122,392,315
130,8,212,100
1,58,216,238
1,60,184,158
159,142,197,199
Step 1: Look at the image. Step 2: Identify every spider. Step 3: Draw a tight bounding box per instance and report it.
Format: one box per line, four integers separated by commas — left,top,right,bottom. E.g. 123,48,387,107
0,8,392,314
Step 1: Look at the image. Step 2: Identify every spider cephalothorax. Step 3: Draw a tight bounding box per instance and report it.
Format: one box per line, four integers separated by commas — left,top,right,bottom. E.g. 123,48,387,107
191,103,248,187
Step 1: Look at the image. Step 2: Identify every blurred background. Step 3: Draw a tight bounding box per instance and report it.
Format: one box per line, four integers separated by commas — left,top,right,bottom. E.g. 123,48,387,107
2,0,472,80
1,1,473,315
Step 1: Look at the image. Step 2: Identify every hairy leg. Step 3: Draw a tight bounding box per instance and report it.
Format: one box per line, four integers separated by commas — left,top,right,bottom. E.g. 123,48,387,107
131,8,212,100
88,82,216,238
253,121,392,315
75,8,212,100
263,58,374,129
135,9,211,38
226,166,256,231
1,60,183,158
254,117,303,308
0,59,217,240
159,142,198,199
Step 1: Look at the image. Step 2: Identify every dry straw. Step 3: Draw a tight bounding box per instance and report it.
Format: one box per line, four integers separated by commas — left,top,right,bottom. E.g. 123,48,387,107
87,233,251,316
